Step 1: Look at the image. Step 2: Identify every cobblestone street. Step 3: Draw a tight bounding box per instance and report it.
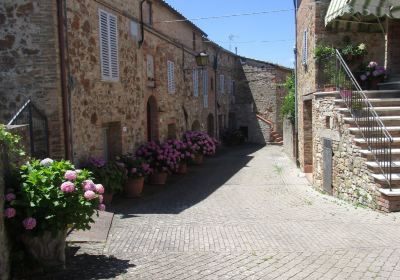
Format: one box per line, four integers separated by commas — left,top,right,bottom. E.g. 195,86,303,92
60,146,400,279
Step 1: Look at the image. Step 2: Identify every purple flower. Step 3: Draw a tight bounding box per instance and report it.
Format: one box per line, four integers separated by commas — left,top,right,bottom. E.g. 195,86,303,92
98,195,104,204
22,217,37,230
99,204,106,211
84,190,96,200
60,181,75,193
82,180,95,191
64,170,77,181
360,75,367,81
89,157,106,168
4,208,16,218
40,158,53,167
5,193,16,202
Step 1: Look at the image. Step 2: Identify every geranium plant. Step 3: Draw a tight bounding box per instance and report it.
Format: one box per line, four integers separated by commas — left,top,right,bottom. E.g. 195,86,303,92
136,141,181,173
85,157,125,194
4,159,105,235
183,131,217,156
117,154,152,179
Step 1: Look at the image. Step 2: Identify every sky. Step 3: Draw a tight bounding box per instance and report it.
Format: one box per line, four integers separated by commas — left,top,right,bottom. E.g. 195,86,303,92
164,0,296,68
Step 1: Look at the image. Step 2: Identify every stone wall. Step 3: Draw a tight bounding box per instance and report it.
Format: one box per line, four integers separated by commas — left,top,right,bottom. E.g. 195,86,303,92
233,57,291,144
0,0,65,159
283,118,295,160
387,20,400,74
0,146,9,280
313,93,380,209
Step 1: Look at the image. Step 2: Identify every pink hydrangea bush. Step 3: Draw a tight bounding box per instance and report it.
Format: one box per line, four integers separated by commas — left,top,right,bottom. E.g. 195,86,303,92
165,139,194,164
136,141,181,173
117,154,153,178
183,131,217,156
3,159,104,235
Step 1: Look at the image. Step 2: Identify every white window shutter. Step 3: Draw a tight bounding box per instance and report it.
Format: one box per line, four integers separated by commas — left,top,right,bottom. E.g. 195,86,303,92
99,10,110,79
167,60,175,93
109,14,119,80
147,54,154,79
203,71,208,108
220,74,225,94
193,69,199,97
302,29,308,66
99,9,119,81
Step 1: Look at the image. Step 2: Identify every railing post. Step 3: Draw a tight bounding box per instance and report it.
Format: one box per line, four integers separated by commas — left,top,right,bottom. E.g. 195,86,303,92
28,103,34,157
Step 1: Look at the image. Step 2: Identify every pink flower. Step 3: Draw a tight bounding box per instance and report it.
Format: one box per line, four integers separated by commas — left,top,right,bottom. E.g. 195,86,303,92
64,170,77,181
95,184,105,194
60,181,75,193
131,168,137,174
98,195,104,203
82,180,95,191
22,217,37,230
99,204,106,211
84,190,96,200
5,193,16,202
4,208,16,218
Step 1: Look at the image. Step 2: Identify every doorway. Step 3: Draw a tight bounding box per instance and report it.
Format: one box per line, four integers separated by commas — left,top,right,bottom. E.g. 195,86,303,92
147,96,159,141
207,114,215,137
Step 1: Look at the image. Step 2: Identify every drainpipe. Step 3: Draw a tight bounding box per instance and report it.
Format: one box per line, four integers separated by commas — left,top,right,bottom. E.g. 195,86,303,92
213,47,221,139
293,0,300,166
139,0,146,47
57,0,72,160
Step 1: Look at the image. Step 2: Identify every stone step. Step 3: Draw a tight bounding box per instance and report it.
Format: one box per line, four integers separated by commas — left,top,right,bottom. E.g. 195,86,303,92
349,126,400,136
343,116,400,126
337,106,400,117
354,137,400,144
360,148,400,160
379,81,400,90
335,98,400,106
372,173,400,182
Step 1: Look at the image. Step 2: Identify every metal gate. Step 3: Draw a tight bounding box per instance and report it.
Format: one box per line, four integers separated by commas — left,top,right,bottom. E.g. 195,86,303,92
323,138,333,194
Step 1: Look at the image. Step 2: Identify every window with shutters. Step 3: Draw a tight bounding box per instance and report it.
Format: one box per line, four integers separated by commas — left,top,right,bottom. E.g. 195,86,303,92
219,74,224,94
147,54,154,80
203,70,208,108
99,9,119,81
167,60,175,94
302,29,308,66
227,77,231,95
193,69,199,97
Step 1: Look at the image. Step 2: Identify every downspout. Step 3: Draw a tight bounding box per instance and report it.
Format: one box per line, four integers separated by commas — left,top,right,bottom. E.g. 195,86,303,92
293,0,299,166
139,0,146,47
57,0,72,160
214,48,221,139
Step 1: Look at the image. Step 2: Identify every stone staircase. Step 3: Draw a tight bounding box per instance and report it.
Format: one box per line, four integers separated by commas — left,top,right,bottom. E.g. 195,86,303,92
255,114,283,145
335,90,400,211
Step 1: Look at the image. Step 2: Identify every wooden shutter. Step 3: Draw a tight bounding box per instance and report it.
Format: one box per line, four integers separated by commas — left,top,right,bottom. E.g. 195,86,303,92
167,60,175,93
193,69,199,97
203,71,208,108
99,9,119,81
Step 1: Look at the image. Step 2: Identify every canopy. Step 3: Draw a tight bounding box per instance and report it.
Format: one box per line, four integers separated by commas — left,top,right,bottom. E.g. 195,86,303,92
325,0,400,26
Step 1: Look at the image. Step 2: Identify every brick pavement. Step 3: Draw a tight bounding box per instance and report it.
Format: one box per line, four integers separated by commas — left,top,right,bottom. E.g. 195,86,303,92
54,145,400,279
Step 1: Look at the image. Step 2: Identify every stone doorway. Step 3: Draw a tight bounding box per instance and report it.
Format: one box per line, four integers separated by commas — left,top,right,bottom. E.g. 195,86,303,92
207,114,215,137
147,96,159,141
102,122,122,161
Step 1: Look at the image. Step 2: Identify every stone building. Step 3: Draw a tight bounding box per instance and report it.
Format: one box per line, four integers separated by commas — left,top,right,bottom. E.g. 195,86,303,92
295,0,400,211
0,0,235,164
233,57,292,144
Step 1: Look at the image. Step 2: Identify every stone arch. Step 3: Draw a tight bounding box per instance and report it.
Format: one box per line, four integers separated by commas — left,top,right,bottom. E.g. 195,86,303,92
191,120,201,131
207,114,215,137
146,96,159,141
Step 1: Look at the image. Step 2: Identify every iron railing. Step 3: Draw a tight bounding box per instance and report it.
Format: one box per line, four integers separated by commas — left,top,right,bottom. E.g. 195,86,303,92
325,49,393,188
7,99,49,159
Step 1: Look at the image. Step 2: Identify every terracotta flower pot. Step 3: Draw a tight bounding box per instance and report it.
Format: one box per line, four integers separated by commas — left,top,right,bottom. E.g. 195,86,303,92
103,193,114,205
192,153,204,165
124,177,145,197
21,229,68,268
150,172,168,185
176,162,188,174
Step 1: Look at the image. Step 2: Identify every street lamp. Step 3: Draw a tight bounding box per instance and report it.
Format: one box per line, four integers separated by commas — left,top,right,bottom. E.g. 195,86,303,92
195,51,209,67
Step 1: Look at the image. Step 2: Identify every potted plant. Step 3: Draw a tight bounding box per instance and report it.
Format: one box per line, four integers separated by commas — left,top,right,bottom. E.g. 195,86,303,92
4,158,104,268
183,131,217,165
359,61,386,90
85,157,125,204
165,139,193,174
136,141,181,185
118,155,152,197
314,44,335,63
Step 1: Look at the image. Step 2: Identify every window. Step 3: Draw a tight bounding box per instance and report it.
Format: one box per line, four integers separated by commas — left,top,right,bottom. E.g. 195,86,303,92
231,80,235,95
130,20,140,41
203,70,209,108
99,9,119,81
167,60,175,93
219,74,224,94
147,54,154,80
193,69,199,97
227,77,231,95
144,2,153,26
302,29,308,66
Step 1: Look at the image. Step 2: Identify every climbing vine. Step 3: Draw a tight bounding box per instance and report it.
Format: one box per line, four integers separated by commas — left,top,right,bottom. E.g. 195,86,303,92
280,74,296,123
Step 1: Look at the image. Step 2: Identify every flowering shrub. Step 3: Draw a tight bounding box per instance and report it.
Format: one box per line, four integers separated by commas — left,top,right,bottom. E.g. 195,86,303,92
4,159,104,234
165,139,193,163
183,131,217,156
85,157,125,194
136,141,181,173
360,61,386,81
117,154,152,178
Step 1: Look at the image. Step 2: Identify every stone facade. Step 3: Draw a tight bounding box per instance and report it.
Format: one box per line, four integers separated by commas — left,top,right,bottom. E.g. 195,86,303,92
233,57,291,144
312,93,380,209
283,118,295,160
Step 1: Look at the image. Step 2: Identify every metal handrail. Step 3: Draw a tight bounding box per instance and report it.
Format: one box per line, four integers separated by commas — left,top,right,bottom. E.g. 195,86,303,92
334,49,393,187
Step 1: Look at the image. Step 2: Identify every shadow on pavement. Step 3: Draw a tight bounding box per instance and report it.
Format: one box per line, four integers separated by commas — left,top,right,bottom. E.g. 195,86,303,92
111,144,264,217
